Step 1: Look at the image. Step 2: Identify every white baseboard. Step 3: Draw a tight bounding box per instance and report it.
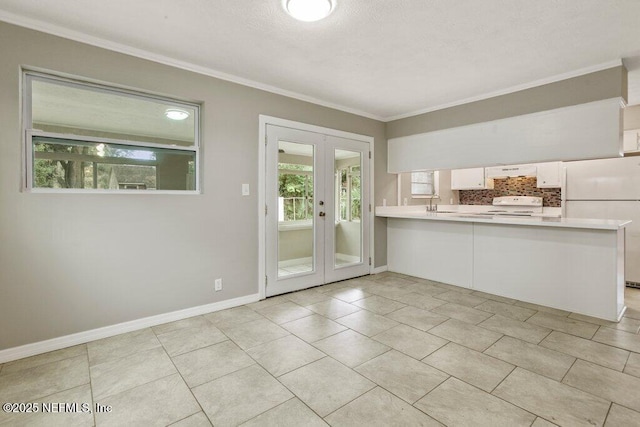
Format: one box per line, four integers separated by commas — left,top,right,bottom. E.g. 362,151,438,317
0,293,261,364
372,265,388,274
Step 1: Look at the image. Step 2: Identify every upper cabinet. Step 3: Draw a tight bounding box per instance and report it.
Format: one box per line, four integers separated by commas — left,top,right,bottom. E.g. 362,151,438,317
536,162,562,188
624,129,640,153
451,162,562,190
451,168,493,190
387,98,622,173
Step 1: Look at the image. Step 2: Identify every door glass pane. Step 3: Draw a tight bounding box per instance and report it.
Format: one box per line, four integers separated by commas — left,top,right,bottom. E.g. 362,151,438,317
334,149,362,268
277,140,314,277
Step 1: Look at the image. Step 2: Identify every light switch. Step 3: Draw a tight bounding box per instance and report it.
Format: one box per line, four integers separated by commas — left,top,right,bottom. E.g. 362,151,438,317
242,183,250,196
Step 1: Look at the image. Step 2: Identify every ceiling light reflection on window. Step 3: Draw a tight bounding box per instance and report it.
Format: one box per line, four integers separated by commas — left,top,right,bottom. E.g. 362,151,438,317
96,143,106,157
165,108,190,120
286,0,333,22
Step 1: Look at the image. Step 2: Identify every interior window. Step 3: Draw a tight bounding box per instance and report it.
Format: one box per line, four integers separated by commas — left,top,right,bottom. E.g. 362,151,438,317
24,72,200,192
411,170,439,198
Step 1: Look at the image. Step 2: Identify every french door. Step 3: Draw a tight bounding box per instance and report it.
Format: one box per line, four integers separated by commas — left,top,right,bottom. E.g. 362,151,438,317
265,124,370,297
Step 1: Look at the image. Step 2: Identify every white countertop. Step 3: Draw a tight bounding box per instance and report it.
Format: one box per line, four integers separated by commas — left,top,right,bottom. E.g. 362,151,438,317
376,206,631,230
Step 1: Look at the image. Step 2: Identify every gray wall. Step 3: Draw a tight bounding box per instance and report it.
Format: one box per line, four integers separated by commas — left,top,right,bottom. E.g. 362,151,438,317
387,66,628,139
624,104,640,130
0,22,394,350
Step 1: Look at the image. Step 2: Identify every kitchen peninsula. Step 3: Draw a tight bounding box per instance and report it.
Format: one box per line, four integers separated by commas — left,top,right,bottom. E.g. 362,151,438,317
377,205,630,321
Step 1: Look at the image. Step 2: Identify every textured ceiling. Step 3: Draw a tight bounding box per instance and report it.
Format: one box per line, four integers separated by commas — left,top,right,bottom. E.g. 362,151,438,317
1,0,640,120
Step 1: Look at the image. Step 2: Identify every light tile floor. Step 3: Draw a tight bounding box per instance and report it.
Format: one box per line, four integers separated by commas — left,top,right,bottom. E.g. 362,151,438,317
1,272,640,426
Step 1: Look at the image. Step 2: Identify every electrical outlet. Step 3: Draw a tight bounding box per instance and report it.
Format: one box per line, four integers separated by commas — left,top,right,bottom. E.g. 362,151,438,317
214,278,223,291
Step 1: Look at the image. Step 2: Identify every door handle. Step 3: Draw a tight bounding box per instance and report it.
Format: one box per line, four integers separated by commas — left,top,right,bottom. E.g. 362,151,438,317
319,212,326,217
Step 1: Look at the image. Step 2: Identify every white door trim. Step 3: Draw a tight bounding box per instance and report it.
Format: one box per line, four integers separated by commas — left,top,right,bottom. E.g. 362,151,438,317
258,115,375,300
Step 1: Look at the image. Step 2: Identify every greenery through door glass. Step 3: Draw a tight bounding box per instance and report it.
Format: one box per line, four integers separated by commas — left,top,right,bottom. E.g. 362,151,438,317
339,165,361,221
278,163,313,221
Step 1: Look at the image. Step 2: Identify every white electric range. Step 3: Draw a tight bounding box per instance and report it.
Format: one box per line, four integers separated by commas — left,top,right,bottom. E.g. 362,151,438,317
471,196,544,217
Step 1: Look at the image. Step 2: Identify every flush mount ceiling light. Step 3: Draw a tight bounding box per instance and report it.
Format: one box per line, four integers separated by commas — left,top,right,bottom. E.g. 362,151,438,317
286,0,333,22
165,108,190,120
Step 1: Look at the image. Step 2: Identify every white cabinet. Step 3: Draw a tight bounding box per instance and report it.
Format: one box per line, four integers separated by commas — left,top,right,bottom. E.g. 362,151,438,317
536,162,562,188
387,98,622,172
451,168,492,190
624,129,640,153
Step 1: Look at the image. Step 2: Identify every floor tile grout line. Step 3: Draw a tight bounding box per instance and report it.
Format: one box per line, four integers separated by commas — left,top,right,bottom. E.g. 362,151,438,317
602,402,614,426
392,362,451,405
608,401,640,417
622,350,632,374
328,380,446,422
349,347,393,371
302,327,352,345
369,330,450,361
88,331,164,369
316,382,378,421
165,317,263,392
86,352,97,427
0,355,92,403
442,366,542,421
488,363,518,395
271,350,331,379
0,344,89,377
93,369,179,403
479,367,555,421
419,346,516,395
270,355,354,421
536,327,555,345
549,360,625,412
408,373,535,426
163,344,213,427
235,396,300,426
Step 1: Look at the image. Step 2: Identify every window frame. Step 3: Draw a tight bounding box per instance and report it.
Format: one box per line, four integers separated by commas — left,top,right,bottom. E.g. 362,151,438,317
410,170,440,199
22,70,201,194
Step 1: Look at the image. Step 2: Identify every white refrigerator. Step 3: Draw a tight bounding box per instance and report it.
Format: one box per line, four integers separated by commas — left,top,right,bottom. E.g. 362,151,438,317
564,157,640,286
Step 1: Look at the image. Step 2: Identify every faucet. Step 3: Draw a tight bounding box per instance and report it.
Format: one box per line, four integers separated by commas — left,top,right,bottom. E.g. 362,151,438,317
426,198,438,212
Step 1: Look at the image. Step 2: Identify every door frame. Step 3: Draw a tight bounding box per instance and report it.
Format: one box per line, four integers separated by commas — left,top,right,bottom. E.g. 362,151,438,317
258,115,375,299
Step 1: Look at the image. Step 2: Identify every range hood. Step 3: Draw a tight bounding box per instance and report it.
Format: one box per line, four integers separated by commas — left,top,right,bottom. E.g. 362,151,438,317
485,164,537,179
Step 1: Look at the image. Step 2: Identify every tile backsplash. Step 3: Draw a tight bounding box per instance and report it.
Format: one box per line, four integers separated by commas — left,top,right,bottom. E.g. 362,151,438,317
459,177,561,207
